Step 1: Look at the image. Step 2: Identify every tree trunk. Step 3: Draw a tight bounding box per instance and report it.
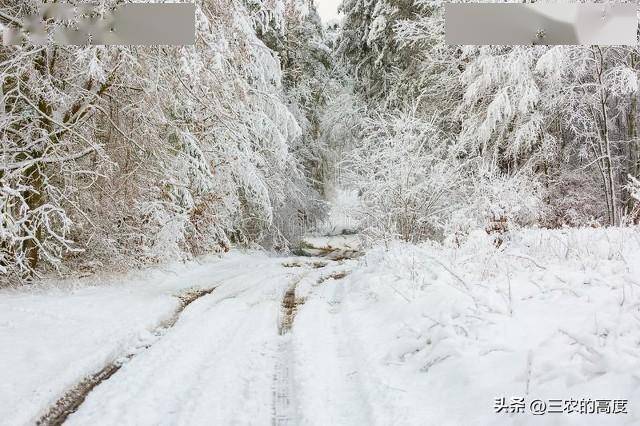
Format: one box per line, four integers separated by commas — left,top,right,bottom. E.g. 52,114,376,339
625,50,638,215
595,47,618,226
22,164,44,273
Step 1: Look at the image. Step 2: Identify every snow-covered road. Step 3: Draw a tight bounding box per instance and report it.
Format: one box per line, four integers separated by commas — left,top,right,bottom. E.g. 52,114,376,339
65,264,294,425
3,228,640,425
1,252,363,426
59,256,364,425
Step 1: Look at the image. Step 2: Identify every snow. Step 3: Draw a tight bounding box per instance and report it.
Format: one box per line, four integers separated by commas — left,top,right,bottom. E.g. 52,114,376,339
0,251,278,425
62,255,350,425
316,0,342,24
65,280,281,425
292,270,375,425
317,187,361,236
2,227,640,425
289,227,640,425
299,234,361,259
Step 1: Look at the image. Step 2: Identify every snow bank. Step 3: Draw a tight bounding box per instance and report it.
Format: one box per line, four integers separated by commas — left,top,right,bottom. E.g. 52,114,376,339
308,227,640,425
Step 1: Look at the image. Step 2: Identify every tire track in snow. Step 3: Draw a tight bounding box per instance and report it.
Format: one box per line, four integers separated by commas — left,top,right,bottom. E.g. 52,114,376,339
273,336,296,426
291,267,375,425
36,286,216,426
328,280,375,425
272,272,309,426
63,267,299,425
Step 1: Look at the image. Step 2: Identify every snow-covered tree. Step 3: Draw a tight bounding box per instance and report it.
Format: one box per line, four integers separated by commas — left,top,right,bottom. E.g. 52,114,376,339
337,0,421,101
626,175,640,223
537,46,639,226
1,0,327,280
336,0,639,242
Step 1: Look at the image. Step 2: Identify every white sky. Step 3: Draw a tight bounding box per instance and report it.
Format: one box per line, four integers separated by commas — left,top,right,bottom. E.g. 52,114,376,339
316,0,342,23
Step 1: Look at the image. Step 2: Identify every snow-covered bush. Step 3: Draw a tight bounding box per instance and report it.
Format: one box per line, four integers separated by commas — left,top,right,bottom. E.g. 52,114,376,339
630,176,640,202
444,165,544,247
346,108,462,243
318,88,366,187
539,167,606,228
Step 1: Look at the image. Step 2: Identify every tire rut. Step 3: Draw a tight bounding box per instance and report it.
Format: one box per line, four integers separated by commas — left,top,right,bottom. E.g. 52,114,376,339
279,285,305,336
36,286,216,426
272,272,309,425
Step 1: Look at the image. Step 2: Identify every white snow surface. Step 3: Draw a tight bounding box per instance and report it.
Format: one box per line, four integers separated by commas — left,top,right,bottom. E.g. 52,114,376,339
313,227,640,425
0,251,285,425
2,227,640,425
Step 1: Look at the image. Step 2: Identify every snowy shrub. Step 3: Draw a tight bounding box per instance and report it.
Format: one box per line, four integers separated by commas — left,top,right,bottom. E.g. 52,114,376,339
0,182,76,278
318,89,367,188
346,108,462,243
443,164,544,247
338,226,640,424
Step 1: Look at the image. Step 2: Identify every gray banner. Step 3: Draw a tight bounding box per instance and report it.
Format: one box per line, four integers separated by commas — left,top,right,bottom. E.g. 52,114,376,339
445,3,637,45
3,3,195,45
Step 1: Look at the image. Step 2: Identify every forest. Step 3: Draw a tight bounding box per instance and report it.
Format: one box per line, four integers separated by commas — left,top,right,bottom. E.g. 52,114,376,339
1,1,640,425
1,0,639,281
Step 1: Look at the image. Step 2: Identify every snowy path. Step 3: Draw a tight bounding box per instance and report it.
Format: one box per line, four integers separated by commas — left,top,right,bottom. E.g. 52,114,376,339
1,253,272,426
63,266,301,425
272,274,306,426
272,335,297,426
51,256,360,426
291,270,374,426
2,251,368,426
